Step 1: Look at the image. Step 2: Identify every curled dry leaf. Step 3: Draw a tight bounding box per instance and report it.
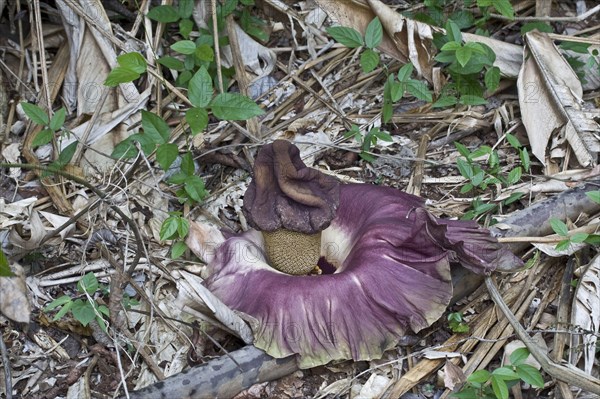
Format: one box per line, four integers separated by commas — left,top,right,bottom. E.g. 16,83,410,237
0,197,37,229
192,2,276,80
443,360,466,391
518,31,600,167
571,254,600,375
0,263,31,323
177,266,254,345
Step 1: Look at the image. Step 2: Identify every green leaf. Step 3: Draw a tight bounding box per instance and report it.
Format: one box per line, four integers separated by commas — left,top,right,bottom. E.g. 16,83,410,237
49,108,66,131
491,375,509,399
31,128,54,148
556,239,571,251
178,0,194,18
507,166,522,185
472,170,484,186
435,51,458,63
445,20,462,43
44,295,72,312
156,143,179,171
360,49,380,73
177,218,190,238
365,17,383,49
71,299,96,326
570,232,589,243
77,272,99,294
104,66,140,87
560,41,591,54
449,10,475,29
509,347,530,366
454,142,470,158
171,40,197,55
521,22,552,35
460,183,474,193
158,56,185,71
503,192,524,205
586,190,600,204
141,110,170,143
184,175,208,202
0,249,11,277
180,152,195,176
407,80,432,102
516,364,544,388
210,93,264,120
505,132,521,148
460,95,487,105
484,66,501,92
471,145,492,159
519,148,530,172
397,63,414,82
186,107,209,135
188,66,213,108
584,234,600,245
432,95,458,108
117,52,147,74
492,0,515,20
98,304,110,317
53,300,73,321
171,241,188,259
111,137,139,159
374,130,392,142
390,82,404,102
441,41,462,52
326,26,364,48
456,46,473,67
492,366,520,380
160,217,179,241
195,44,215,62
21,102,49,125
382,101,393,123
147,5,180,23
57,141,78,166
179,18,194,39
456,158,474,179
474,202,497,214
450,387,479,399
549,218,569,236
467,369,491,384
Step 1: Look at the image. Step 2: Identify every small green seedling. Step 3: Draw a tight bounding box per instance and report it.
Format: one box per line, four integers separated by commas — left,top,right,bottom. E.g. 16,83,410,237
448,311,469,333
344,125,393,162
452,347,544,399
44,272,138,332
160,211,191,259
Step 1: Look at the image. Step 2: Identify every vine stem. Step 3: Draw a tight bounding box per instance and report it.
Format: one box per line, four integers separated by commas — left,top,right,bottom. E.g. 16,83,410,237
1,162,144,278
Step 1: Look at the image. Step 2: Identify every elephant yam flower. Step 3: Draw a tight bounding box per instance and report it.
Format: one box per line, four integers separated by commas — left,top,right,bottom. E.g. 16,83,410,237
187,140,522,368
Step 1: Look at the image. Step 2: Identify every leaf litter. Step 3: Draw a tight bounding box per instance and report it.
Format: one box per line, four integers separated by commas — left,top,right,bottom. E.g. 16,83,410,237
0,0,600,398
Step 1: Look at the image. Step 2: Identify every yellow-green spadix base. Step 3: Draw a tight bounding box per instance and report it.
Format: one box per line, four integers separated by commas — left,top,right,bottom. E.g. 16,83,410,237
262,230,321,275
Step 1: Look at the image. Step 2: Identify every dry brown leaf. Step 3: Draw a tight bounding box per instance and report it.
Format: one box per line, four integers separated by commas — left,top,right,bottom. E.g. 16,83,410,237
518,31,600,167
571,254,600,375
443,360,466,391
0,263,31,323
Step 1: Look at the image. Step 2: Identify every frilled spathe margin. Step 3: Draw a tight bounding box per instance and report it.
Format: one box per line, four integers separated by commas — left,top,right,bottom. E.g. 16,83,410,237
188,184,523,368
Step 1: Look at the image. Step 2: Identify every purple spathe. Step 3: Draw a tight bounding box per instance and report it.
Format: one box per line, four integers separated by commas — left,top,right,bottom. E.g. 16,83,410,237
201,183,522,368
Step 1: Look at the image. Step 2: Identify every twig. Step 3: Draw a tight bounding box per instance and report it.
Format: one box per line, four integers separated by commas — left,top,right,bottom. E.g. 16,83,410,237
0,330,12,399
485,276,600,395
211,0,224,93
